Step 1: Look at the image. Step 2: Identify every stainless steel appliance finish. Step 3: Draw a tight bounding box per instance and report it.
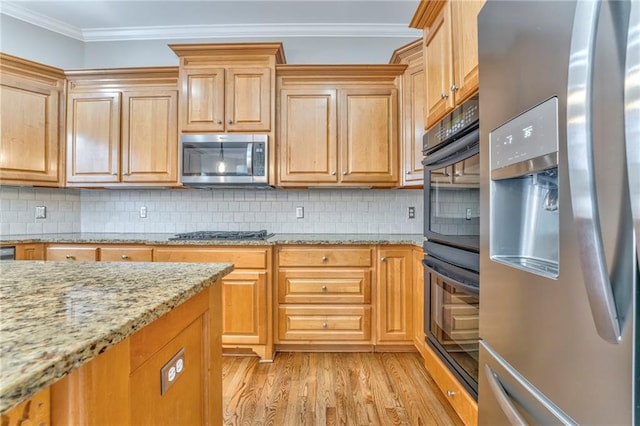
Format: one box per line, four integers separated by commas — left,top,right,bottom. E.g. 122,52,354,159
478,1,638,424
0,246,16,260
169,230,274,241
181,134,268,187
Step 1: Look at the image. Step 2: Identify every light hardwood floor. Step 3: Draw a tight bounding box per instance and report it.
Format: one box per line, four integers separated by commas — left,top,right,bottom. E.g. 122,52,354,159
222,352,464,426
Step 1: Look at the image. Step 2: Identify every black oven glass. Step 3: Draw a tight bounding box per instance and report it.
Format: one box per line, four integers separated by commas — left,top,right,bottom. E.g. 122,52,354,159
426,151,480,250
424,261,479,398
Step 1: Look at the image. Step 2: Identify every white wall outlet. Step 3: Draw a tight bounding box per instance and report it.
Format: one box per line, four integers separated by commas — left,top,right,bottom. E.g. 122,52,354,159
408,206,415,219
466,208,472,220
35,206,47,219
296,206,304,219
160,347,185,395
139,206,147,218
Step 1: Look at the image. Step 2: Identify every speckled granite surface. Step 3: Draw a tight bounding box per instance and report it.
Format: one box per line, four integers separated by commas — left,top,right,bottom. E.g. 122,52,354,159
0,233,423,247
0,261,233,414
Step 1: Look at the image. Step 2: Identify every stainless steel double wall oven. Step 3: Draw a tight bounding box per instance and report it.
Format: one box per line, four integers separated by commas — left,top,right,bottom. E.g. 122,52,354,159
422,95,480,398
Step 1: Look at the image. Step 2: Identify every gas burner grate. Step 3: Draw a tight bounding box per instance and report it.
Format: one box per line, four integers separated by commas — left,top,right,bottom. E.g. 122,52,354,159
169,230,274,241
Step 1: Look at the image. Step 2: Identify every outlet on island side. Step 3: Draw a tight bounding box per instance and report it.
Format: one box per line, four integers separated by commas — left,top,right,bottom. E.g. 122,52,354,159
408,207,415,219
139,206,147,218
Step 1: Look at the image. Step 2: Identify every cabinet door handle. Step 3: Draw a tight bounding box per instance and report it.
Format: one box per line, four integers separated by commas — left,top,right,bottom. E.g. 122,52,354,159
321,256,328,262
65,254,75,260
342,171,348,175
381,256,386,262
322,322,328,328
228,120,233,124
447,390,457,397
441,93,449,99
217,120,222,124
331,171,336,175
450,84,459,92
321,285,327,291
121,254,129,259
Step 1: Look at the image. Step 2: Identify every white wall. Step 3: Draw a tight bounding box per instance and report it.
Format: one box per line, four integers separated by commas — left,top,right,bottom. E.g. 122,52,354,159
0,15,84,68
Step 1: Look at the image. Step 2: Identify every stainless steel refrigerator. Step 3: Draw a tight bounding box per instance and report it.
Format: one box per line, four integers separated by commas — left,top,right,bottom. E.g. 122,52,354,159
477,0,639,424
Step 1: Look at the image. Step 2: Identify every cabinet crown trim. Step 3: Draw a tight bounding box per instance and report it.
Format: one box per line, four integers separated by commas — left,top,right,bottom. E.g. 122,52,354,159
0,52,65,84
169,42,286,64
409,0,447,29
389,39,423,64
276,64,406,79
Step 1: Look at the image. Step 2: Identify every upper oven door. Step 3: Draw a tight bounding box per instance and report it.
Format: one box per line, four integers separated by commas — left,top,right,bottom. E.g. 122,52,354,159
423,128,480,251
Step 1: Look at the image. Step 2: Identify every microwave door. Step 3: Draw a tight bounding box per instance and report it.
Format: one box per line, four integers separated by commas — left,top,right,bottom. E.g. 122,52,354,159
246,143,253,176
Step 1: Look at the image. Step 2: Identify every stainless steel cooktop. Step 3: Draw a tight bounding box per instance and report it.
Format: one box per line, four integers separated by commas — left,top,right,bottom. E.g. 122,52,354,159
169,230,274,241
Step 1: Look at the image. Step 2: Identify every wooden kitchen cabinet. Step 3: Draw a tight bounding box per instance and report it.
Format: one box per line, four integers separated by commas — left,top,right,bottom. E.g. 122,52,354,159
276,245,374,347
46,245,99,261
413,248,428,359
0,54,65,187
1,387,50,426
65,68,179,187
277,65,404,187
153,246,273,360
376,246,414,346
15,243,45,260
178,66,271,132
410,0,485,129
390,39,426,187
100,246,153,262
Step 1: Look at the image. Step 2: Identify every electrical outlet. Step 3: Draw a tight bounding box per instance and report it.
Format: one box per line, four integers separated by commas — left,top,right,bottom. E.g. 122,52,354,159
160,348,185,395
466,208,472,220
35,206,46,219
296,206,304,219
139,206,147,218
408,206,415,219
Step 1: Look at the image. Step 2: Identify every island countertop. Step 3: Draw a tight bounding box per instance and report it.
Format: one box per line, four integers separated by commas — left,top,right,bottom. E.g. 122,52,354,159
0,261,234,414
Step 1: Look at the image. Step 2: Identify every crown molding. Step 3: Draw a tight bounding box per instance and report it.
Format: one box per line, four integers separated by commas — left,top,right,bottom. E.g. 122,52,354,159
1,2,421,43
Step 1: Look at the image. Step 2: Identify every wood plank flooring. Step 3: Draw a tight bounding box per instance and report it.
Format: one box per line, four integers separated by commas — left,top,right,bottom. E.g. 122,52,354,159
222,352,464,426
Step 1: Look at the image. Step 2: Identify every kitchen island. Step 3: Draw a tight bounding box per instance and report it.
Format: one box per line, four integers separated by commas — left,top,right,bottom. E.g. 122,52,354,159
0,260,234,424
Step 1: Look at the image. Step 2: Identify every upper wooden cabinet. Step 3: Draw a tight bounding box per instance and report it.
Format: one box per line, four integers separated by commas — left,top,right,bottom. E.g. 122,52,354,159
390,39,425,187
0,54,65,187
65,68,179,187
170,43,285,134
410,0,486,129
277,65,404,187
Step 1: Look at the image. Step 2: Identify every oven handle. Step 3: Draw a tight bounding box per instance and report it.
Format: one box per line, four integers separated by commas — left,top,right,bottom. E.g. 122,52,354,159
423,256,479,296
422,128,479,168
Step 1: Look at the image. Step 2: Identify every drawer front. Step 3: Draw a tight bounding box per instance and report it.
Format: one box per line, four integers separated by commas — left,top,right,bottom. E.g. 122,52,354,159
46,246,98,261
278,269,371,304
278,306,371,341
277,247,373,267
100,247,153,262
154,247,268,269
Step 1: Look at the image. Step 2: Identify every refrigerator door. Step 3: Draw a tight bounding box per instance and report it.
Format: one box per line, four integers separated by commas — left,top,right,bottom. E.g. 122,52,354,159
478,1,636,424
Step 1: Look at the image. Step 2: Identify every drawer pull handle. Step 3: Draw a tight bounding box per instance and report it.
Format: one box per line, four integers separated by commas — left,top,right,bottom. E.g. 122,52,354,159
121,255,129,259
447,390,457,397
322,322,328,328
321,285,327,291
321,256,328,262
381,256,386,262
65,254,74,260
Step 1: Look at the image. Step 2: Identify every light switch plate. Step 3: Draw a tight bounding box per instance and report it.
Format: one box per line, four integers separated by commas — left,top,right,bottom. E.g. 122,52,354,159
160,347,185,395
139,206,147,218
35,206,46,219
296,206,304,219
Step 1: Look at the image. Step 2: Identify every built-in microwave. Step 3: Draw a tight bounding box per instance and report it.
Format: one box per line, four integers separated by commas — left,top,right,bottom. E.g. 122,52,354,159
181,134,268,187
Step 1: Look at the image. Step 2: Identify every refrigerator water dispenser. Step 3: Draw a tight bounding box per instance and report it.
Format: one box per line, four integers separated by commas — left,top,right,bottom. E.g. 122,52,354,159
489,98,559,279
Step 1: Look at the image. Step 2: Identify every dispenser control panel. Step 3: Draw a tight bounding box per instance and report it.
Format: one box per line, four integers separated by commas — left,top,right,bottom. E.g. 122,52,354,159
490,97,559,171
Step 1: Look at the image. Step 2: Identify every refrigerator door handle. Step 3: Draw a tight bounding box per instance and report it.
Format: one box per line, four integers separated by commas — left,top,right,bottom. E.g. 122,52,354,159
625,0,640,266
566,0,623,344
484,365,528,426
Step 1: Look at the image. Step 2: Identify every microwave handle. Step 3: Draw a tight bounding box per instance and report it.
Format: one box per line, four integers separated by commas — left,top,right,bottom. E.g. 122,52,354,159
246,143,253,175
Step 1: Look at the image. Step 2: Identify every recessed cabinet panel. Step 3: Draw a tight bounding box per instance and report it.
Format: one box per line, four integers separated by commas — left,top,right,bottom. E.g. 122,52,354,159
425,4,454,129
226,68,271,131
66,93,120,183
279,89,338,183
182,69,225,132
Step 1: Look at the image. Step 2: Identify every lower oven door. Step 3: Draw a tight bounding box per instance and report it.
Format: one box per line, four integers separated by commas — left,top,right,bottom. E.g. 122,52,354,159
424,255,479,399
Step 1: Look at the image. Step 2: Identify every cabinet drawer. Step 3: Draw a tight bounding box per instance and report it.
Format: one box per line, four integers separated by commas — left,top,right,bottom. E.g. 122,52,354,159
46,246,98,261
278,306,371,341
100,247,153,262
154,247,268,269
277,247,373,267
278,269,371,304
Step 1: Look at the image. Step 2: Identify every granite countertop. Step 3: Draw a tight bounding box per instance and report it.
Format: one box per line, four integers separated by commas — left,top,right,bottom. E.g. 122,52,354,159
0,261,234,414
0,233,424,247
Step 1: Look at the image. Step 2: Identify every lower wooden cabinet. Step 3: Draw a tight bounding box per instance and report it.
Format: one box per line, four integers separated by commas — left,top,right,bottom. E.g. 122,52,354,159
153,246,273,360
412,248,428,358
278,306,371,341
100,246,153,262
1,387,50,426
15,243,45,260
46,245,99,261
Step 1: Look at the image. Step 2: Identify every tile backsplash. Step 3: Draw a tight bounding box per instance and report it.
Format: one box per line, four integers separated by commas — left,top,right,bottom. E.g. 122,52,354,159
0,187,423,235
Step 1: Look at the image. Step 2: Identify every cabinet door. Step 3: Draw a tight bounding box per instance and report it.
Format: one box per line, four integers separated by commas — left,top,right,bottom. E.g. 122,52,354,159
451,0,485,104
339,88,399,185
121,90,178,183
278,89,338,184
424,2,454,129
0,77,60,185
412,249,427,356
221,271,267,345
66,92,120,183
225,67,271,132
16,243,45,260
377,247,413,343
180,68,225,132
402,60,426,186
